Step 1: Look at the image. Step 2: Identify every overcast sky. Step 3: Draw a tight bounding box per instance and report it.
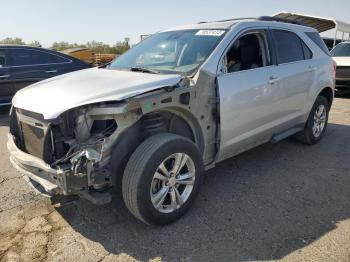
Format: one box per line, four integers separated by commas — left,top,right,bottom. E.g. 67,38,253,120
1,0,350,47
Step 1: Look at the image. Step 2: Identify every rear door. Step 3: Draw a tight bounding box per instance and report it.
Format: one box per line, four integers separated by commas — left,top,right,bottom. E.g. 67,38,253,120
8,48,71,93
270,29,314,123
0,48,13,104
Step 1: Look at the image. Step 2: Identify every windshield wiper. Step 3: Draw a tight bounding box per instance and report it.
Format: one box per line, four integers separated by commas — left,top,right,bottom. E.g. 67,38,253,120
130,67,160,74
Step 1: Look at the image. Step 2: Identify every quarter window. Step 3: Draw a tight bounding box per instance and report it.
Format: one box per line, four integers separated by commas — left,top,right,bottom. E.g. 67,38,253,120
272,30,306,64
306,32,330,56
9,49,70,66
302,41,313,60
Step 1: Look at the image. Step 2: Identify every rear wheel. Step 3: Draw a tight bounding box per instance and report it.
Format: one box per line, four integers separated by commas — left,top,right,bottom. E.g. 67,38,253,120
122,133,203,225
296,96,329,145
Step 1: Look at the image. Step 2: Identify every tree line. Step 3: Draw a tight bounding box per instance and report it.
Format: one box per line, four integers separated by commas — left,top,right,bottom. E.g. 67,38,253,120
0,37,131,55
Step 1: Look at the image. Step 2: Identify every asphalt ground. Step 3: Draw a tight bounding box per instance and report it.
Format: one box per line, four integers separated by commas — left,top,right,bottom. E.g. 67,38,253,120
0,96,350,262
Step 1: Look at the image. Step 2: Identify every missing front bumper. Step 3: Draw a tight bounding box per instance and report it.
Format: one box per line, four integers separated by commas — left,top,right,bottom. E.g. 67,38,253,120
8,133,64,193
7,134,112,204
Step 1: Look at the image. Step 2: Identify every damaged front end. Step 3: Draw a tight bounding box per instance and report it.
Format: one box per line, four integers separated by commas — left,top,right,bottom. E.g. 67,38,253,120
8,102,141,204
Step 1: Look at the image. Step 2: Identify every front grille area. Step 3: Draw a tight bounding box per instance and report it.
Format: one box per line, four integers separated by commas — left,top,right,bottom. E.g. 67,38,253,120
336,66,350,79
10,107,54,164
336,80,350,88
20,122,52,162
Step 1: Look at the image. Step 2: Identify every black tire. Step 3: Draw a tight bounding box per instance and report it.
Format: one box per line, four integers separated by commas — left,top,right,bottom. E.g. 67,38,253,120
296,96,329,145
122,133,203,225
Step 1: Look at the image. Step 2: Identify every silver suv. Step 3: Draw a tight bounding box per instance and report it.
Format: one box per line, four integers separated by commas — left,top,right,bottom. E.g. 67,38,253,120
8,17,335,225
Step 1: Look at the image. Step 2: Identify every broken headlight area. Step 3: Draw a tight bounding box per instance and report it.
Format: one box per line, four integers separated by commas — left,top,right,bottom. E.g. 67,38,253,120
51,106,117,165
52,112,118,191
10,106,118,192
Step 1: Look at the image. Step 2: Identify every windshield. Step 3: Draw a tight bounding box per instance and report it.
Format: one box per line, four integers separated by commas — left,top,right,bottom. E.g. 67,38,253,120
331,43,350,57
109,29,227,75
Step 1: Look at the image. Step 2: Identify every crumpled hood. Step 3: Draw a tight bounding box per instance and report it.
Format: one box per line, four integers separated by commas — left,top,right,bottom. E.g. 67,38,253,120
333,57,350,67
12,68,182,119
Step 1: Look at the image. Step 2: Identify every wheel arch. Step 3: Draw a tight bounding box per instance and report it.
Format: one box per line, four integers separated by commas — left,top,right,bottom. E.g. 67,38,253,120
141,107,205,154
108,106,205,185
317,86,334,108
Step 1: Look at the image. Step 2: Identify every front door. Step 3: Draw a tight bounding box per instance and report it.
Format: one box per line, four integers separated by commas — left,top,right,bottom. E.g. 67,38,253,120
217,30,282,161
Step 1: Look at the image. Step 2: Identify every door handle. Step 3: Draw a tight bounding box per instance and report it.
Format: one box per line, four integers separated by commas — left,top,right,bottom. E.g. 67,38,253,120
268,76,280,85
45,69,57,74
308,66,316,72
0,74,10,79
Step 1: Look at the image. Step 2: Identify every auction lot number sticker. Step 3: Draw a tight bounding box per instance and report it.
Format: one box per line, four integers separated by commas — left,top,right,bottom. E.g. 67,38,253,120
195,30,225,36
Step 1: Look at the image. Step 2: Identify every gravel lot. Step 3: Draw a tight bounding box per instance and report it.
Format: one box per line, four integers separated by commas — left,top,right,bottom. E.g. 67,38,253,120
0,97,350,262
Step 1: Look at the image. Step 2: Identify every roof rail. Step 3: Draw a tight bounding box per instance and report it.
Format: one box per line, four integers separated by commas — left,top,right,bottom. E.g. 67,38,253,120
198,16,307,26
257,16,306,26
198,17,255,24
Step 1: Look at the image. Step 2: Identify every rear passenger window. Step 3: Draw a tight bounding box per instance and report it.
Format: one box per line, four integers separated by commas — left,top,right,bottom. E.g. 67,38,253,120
10,49,70,66
0,50,6,67
273,30,305,64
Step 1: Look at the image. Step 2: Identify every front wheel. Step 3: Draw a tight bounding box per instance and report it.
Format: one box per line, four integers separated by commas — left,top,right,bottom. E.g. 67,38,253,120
122,133,203,225
296,96,329,145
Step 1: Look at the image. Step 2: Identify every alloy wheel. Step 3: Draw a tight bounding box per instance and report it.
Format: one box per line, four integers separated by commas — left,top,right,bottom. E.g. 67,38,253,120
312,104,327,138
150,153,196,213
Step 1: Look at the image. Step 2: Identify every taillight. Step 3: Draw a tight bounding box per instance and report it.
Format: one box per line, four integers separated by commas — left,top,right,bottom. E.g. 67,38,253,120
332,60,337,78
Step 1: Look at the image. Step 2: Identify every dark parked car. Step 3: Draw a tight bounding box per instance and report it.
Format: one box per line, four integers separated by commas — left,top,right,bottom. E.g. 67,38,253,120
0,45,90,105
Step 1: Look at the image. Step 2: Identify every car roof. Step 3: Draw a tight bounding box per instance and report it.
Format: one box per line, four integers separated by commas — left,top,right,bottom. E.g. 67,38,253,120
0,44,90,65
161,18,317,33
0,44,51,50
0,44,74,56
162,19,251,31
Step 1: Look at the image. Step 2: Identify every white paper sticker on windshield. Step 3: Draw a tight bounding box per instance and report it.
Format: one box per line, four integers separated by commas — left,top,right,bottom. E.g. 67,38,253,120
195,30,225,37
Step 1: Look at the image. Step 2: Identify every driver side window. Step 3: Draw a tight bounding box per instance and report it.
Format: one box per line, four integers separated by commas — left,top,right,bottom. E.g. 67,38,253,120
221,31,270,74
